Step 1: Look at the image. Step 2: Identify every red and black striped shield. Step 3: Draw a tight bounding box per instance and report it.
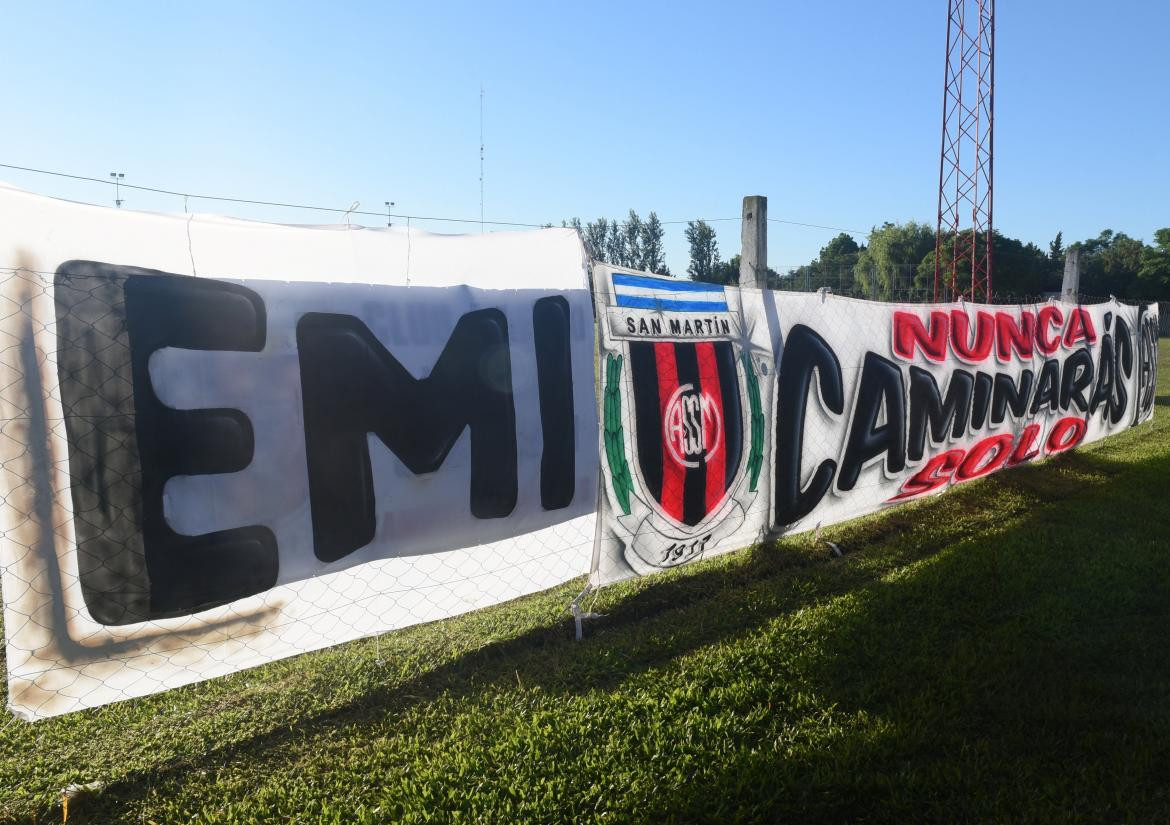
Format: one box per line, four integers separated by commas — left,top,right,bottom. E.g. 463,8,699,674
628,340,743,527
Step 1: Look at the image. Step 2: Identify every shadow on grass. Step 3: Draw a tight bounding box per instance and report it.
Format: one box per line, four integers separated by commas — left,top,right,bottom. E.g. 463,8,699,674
659,444,1170,823
66,441,1170,822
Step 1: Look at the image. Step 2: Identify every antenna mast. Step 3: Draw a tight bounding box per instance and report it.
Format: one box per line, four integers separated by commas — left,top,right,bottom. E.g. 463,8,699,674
479,85,485,233
934,0,995,302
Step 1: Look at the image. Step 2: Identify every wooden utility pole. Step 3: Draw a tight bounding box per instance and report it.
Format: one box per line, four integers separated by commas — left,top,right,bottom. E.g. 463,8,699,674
740,195,767,289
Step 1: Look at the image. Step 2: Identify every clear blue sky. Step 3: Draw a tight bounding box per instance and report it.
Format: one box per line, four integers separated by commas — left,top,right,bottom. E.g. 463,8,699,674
1,0,1166,276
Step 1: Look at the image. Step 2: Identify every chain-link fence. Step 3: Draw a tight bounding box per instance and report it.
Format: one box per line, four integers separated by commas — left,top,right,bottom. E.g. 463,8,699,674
588,270,1161,596
0,263,598,720
768,265,1166,320
765,263,1056,305
1,250,1163,721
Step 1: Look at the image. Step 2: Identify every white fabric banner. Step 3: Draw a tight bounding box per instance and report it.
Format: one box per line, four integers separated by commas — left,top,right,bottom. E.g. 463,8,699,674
592,270,1159,585
762,292,1158,536
591,265,776,584
2,182,1160,720
0,184,597,719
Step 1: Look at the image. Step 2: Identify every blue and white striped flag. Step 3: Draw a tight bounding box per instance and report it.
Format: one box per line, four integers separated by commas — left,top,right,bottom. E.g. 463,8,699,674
611,273,728,313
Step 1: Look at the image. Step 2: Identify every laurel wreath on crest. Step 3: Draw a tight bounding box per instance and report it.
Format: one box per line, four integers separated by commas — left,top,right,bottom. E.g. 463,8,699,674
603,353,634,515
742,353,764,492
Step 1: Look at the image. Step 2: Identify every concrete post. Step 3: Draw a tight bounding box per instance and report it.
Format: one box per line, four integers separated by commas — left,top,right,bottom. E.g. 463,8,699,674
739,195,768,289
1061,247,1081,303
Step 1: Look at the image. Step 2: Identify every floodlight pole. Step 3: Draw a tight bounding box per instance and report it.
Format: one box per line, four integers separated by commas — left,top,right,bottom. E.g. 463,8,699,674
109,172,124,208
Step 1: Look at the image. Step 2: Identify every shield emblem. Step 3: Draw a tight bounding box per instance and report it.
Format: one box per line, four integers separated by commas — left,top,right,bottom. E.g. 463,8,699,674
628,340,744,527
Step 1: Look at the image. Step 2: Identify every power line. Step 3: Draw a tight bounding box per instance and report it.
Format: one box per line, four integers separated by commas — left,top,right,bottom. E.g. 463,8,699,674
657,216,868,235
767,218,868,235
0,162,546,229
0,161,870,236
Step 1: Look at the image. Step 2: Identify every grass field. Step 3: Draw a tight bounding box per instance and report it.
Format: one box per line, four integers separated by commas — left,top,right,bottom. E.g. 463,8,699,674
3,340,1169,824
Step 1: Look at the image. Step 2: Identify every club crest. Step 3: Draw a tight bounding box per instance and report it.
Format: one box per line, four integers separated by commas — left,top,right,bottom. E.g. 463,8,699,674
629,340,743,526
596,266,770,577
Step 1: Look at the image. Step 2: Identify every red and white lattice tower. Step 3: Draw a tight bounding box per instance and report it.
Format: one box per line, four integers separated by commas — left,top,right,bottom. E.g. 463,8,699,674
934,0,995,302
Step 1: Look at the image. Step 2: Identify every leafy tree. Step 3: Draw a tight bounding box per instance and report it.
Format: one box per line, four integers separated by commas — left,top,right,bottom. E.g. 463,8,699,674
1049,231,1064,261
583,218,610,261
919,230,1057,299
708,256,738,286
1101,234,1145,293
1137,228,1170,299
1077,230,1146,298
818,233,862,269
787,232,862,293
641,211,669,275
623,210,643,271
854,221,935,299
576,211,671,274
606,221,626,268
992,234,1059,297
1079,229,1115,257
708,254,783,287
787,221,1165,303
685,220,720,282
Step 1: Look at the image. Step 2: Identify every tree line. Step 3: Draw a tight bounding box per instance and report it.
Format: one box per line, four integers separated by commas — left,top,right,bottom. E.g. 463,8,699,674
563,211,670,275
565,214,780,286
787,222,1170,301
568,212,1170,302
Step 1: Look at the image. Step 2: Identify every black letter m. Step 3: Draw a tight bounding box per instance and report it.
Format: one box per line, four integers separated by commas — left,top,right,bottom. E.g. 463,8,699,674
297,311,518,563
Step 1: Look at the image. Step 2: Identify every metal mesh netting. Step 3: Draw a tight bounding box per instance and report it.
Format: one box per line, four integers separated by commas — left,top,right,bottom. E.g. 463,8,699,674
590,272,1161,590
1,256,1162,720
0,264,596,720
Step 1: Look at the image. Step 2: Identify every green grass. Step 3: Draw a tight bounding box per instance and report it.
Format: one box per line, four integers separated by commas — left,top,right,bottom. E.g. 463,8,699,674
3,340,1170,824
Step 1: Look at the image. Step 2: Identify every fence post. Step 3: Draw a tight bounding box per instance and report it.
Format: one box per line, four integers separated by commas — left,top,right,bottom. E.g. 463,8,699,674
740,195,767,289
1061,247,1081,303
